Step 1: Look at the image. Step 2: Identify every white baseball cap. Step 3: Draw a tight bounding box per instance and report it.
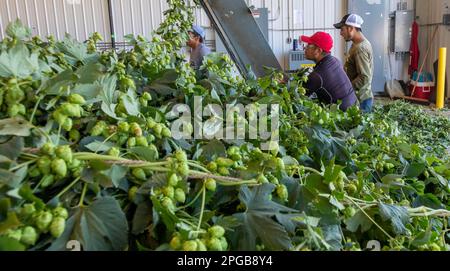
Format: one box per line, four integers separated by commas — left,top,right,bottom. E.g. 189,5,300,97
334,14,364,29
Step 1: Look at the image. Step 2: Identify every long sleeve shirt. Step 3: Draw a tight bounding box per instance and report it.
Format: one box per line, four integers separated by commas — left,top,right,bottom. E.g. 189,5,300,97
189,43,211,70
344,38,374,102
305,54,358,111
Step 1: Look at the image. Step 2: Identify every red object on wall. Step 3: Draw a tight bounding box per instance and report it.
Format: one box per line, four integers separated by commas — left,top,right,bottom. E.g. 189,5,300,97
409,21,420,76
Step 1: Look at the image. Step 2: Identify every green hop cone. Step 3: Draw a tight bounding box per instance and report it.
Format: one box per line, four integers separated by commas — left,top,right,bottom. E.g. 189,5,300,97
208,225,225,238
175,149,187,162
168,173,179,187
182,240,198,251
196,239,207,251
207,162,217,172
162,186,175,199
136,136,149,147
276,184,289,202
37,156,52,175
161,127,172,138
41,142,55,156
174,188,186,203
51,158,67,178
35,211,53,232
68,94,86,105
132,168,146,181
90,121,107,136
41,175,55,188
20,226,38,246
20,203,36,218
117,121,130,133
205,178,217,192
62,118,73,132
170,235,182,250
128,186,139,201
127,137,137,148
49,217,66,238
207,238,223,251
216,157,234,168
69,129,81,142
130,122,142,137
6,229,22,241
108,147,121,157
52,206,69,219
60,103,81,118
55,145,73,163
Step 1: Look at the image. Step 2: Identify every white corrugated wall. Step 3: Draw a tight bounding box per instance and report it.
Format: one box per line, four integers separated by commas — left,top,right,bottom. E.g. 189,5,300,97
0,0,348,70
0,0,110,41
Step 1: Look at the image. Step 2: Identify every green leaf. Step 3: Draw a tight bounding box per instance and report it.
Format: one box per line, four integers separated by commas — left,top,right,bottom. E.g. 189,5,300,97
304,173,328,195
56,35,98,64
130,146,159,161
0,136,25,160
0,166,28,188
323,159,344,184
132,201,153,235
121,89,140,116
412,194,445,209
232,184,298,251
5,19,32,40
85,141,115,153
101,102,121,120
378,203,410,235
0,118,32,137
42,69,77,95
345,211,373,233
0,42,39,78
73,84,103,102
406,162,426,178
76,62,104,84
18,184,45,210
151,196,178,233
47,197,128,251
0,236,26,251
195,140,226,161
103,165,127,188
99,75,118,105
321,224,343,251
0,212,21,234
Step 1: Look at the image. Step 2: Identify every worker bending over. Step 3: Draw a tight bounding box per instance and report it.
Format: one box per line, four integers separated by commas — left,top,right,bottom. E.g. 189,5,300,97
301,32,358,111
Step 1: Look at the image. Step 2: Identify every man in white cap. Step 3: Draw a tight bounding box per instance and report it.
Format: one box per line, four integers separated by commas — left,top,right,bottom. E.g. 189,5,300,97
334,14,374,113
187,25,211,70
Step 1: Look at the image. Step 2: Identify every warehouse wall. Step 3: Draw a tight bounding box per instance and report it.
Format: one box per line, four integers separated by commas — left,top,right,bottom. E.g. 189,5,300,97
415,0,450,96
0,0,346,70
0,0,111,41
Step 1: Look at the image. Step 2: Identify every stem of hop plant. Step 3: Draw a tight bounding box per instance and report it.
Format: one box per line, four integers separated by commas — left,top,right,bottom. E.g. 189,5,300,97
79,182,88,207
10,159,37,171
346,196,397,243
29,95,44,125
56,177,81,199
196,183,206,232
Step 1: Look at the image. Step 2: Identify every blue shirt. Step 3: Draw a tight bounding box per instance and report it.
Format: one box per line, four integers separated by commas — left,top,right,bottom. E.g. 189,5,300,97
190,43,211,70
305,54,358,111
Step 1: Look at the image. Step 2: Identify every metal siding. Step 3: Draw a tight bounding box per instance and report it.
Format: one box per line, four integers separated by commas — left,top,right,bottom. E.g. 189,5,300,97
1,0,349,70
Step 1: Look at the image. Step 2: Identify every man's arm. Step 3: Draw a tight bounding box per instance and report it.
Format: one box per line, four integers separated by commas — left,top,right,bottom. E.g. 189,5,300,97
305,72,321,96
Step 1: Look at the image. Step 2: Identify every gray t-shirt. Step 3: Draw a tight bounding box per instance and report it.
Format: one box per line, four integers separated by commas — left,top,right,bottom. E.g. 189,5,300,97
190,43,211,70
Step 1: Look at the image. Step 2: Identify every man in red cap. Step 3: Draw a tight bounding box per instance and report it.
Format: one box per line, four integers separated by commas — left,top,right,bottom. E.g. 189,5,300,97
300,32,357,111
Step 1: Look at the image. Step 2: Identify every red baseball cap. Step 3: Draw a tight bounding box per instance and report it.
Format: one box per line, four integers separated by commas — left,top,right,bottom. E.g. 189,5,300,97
300,32,333,53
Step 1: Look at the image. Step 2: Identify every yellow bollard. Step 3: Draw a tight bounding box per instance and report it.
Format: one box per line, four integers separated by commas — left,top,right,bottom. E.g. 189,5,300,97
436,47,447,109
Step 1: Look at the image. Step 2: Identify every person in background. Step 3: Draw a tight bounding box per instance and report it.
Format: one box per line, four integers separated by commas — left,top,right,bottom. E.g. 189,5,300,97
300,32,358,111
334,14,374,113
187,25,211,70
